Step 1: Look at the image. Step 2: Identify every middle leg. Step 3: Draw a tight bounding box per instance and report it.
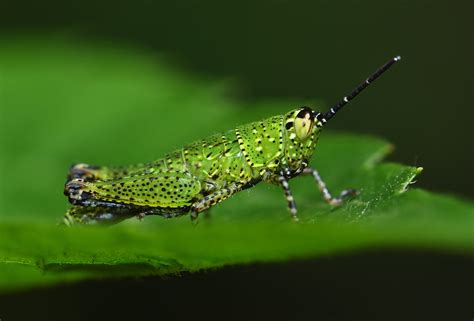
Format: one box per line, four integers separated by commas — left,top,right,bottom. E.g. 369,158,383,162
190,183,242,222
278,175,299,221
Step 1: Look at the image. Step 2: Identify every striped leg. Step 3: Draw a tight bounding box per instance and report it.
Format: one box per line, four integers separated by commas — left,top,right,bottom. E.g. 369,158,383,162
63,206,138,226
190,183,242,221
278,176,299,221
302,168,358,205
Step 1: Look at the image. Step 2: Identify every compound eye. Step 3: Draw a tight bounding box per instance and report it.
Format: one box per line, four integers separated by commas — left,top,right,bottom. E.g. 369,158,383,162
294,108,314,140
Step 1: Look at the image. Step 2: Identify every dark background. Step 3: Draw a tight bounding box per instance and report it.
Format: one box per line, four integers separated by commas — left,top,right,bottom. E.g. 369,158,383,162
0,250,473,321
0,0,472,320
1,0,472,197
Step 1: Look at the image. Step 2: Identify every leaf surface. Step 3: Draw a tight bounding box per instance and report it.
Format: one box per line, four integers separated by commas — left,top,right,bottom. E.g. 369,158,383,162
0,38,472,292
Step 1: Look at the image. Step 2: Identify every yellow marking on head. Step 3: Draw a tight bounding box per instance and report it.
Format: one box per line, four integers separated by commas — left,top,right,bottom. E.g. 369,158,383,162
294,109,315,140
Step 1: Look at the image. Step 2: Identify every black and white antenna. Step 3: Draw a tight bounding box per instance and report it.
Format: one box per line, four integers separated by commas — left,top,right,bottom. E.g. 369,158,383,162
322,56,401,122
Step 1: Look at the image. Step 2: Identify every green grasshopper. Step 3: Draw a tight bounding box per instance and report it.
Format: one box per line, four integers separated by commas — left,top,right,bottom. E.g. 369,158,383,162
64,56,401,225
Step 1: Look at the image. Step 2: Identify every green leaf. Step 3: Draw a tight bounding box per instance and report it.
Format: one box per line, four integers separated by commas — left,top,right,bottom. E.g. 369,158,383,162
0,37,472,292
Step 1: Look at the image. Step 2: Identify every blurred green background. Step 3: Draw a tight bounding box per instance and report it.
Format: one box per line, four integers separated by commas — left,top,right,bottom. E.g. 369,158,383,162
0,1,472,320
1,0,472,198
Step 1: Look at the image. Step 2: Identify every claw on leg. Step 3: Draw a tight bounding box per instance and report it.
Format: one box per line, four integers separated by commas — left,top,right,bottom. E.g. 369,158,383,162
136,212,146,221
190,210,200,226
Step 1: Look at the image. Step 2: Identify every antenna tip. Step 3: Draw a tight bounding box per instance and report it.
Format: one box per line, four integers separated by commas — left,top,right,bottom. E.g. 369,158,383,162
394,56,402,61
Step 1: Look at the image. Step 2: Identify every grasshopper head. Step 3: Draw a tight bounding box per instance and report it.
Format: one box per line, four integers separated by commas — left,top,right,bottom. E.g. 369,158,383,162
282,107,325,171
285,107,327,140
281,56,402,173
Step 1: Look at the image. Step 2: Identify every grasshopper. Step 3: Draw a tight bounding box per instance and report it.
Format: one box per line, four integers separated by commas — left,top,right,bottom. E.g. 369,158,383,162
64,56,400,225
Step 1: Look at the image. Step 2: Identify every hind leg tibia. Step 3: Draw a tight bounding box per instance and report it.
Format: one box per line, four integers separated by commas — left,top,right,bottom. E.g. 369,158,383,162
63,206,137,226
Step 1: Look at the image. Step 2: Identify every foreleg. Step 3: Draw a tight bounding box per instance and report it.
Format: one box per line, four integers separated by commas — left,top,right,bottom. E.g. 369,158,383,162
302,168,358,205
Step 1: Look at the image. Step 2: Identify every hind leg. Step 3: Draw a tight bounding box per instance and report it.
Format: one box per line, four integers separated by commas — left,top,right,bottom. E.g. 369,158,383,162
65,170,201,210
63,206,139,226
67,163,147,182
63,205,191,226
